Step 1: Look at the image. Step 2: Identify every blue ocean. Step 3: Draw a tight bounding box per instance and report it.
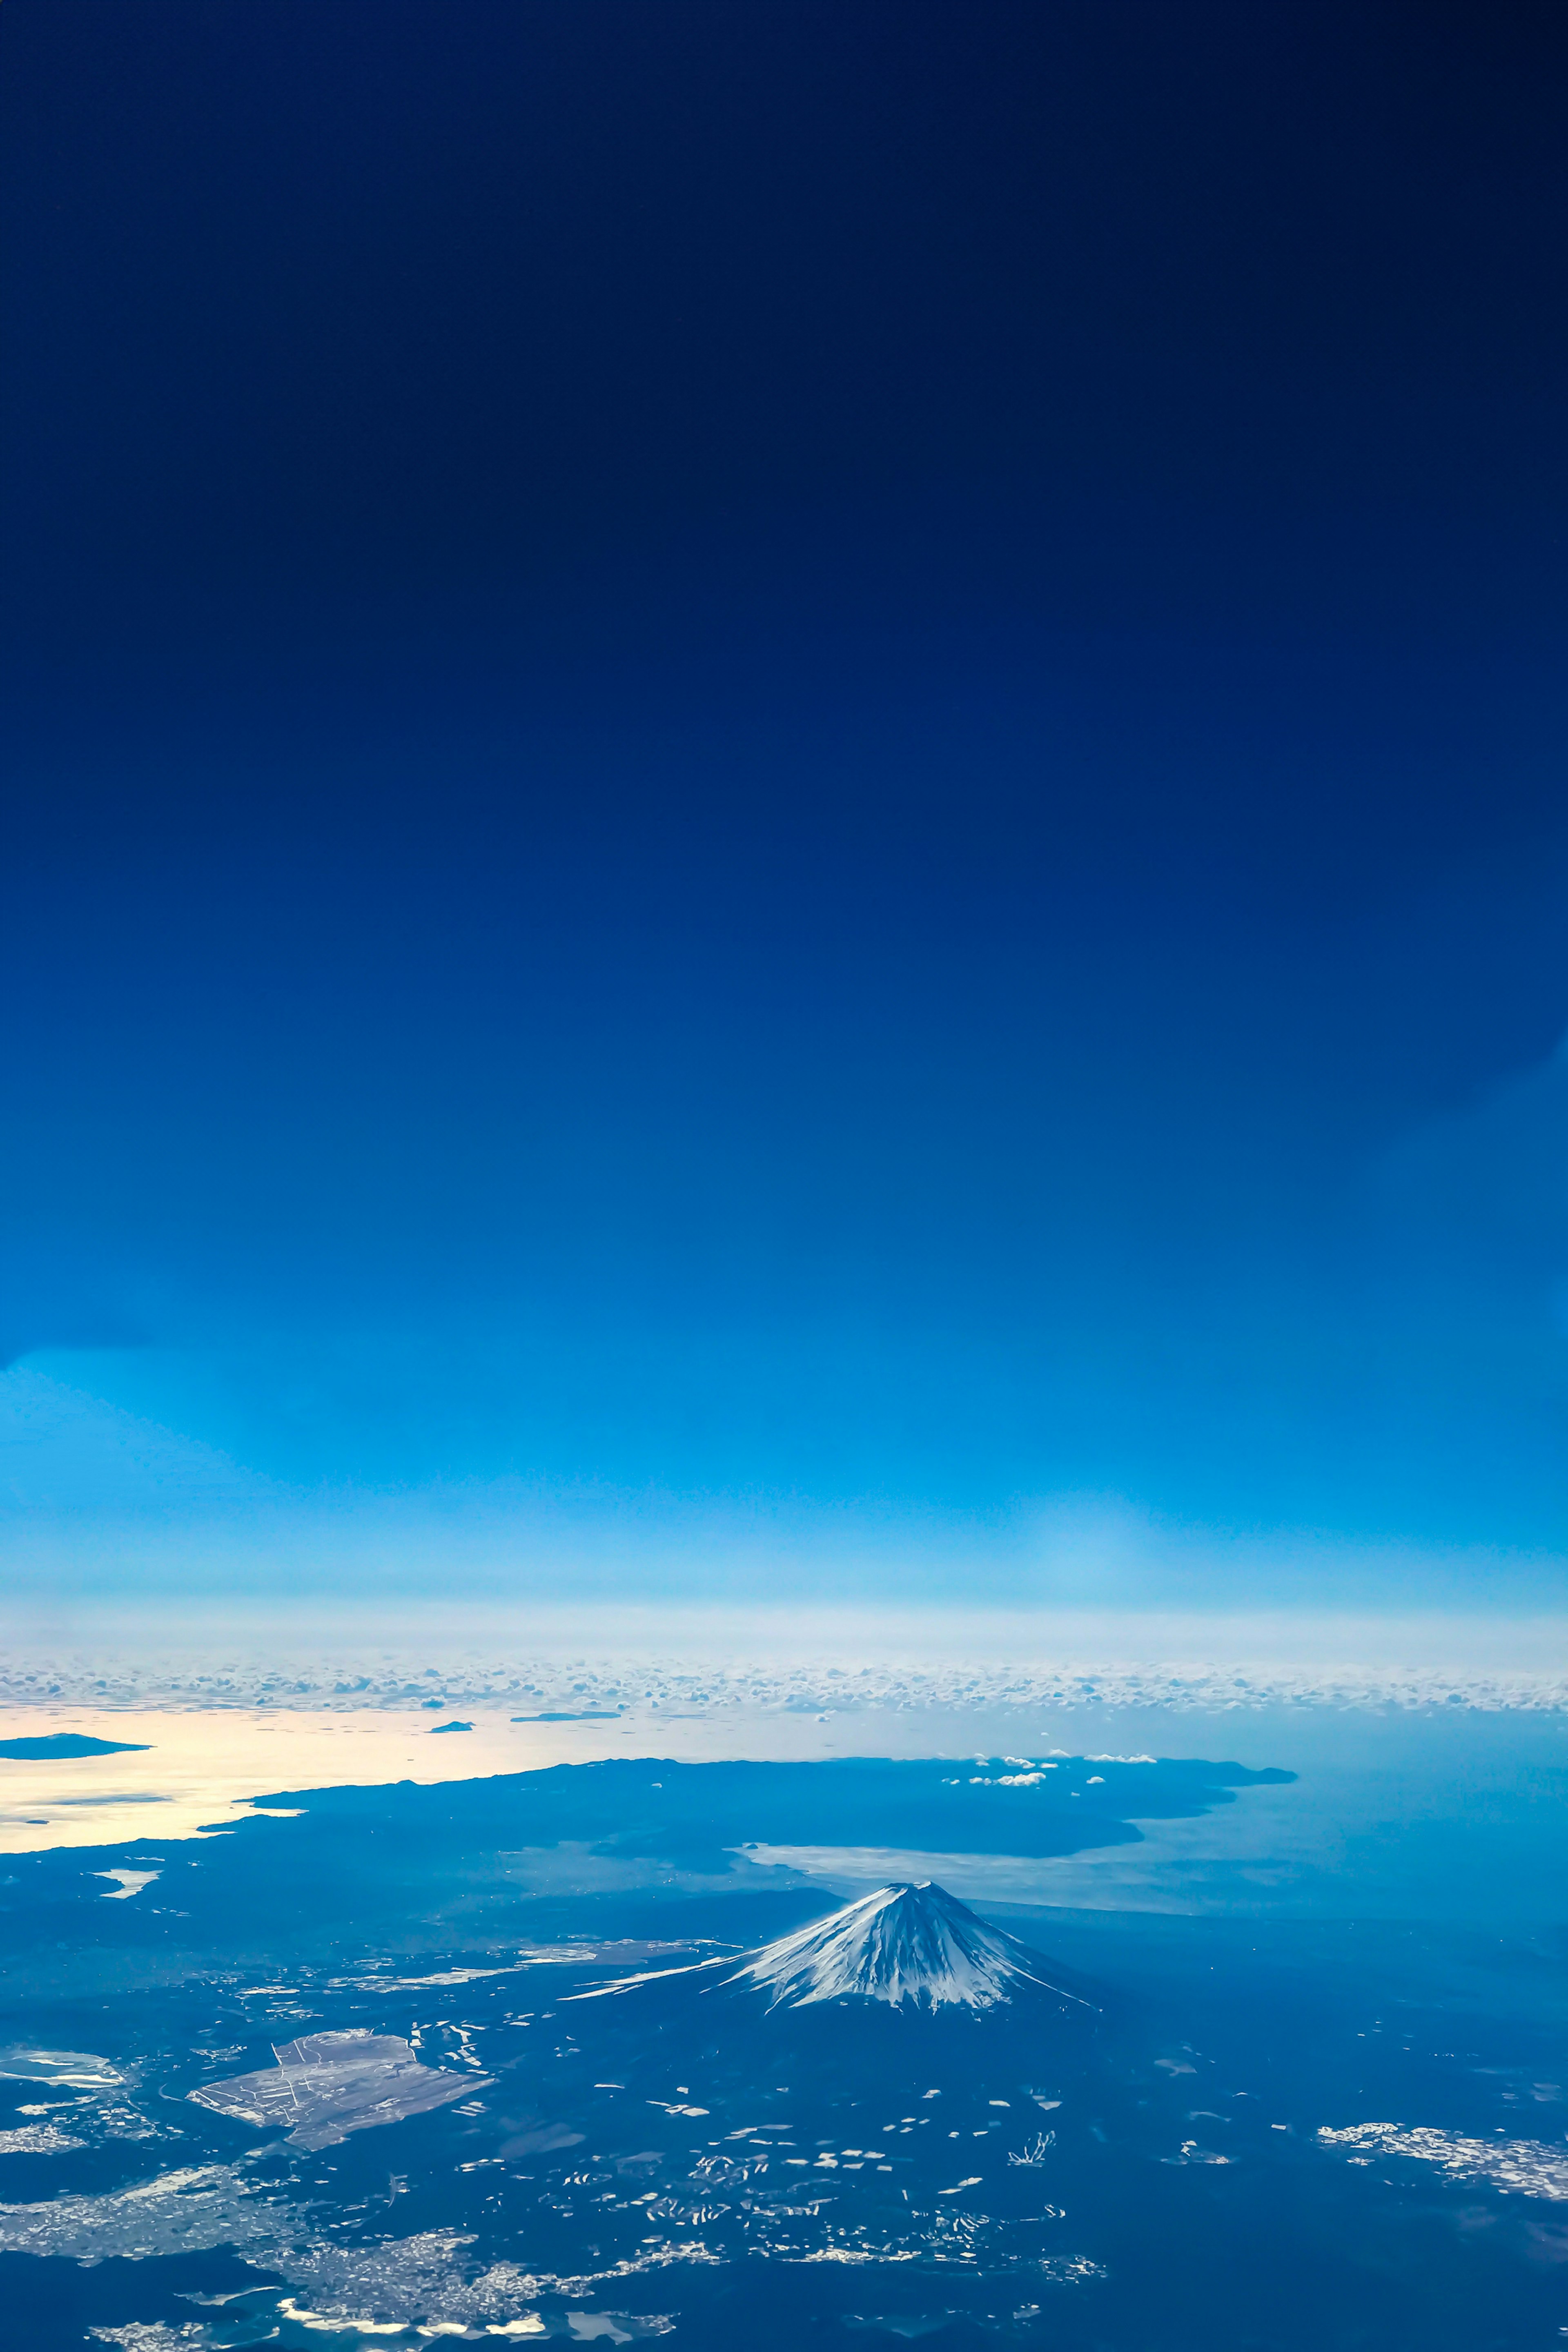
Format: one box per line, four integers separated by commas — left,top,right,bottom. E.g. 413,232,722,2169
3,1707,1566,2348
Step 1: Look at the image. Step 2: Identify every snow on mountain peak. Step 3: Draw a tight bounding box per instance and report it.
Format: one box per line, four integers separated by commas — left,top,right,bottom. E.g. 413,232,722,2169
717,1880,1092,2013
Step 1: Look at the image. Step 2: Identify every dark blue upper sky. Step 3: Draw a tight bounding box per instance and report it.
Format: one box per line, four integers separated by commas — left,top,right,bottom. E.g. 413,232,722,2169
5,1,1568,1599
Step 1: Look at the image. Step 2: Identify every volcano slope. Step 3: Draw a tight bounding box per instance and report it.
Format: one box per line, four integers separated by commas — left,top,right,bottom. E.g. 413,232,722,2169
566,1879,1105,2090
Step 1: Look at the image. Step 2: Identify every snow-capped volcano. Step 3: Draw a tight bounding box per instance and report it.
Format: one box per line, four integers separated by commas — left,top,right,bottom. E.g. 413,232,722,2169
726,1881,1093,2012
574,1881,1096,2014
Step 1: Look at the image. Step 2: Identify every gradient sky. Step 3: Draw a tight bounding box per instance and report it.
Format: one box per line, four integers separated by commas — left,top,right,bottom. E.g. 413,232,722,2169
5,2,1568,1604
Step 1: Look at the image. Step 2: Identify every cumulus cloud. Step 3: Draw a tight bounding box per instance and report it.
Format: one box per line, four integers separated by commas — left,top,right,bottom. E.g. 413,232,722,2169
1319,2123,1568,2201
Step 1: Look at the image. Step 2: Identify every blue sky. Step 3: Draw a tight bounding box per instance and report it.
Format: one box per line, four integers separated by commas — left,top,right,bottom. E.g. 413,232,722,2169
4,2,1568,1604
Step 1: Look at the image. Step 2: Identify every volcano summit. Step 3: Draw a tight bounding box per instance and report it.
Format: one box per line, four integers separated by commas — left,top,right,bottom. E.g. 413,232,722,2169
577,1880,1097,2014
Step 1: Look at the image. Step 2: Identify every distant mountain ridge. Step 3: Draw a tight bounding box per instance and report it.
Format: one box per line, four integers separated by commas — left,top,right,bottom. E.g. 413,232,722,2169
573,1879,1097,2014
